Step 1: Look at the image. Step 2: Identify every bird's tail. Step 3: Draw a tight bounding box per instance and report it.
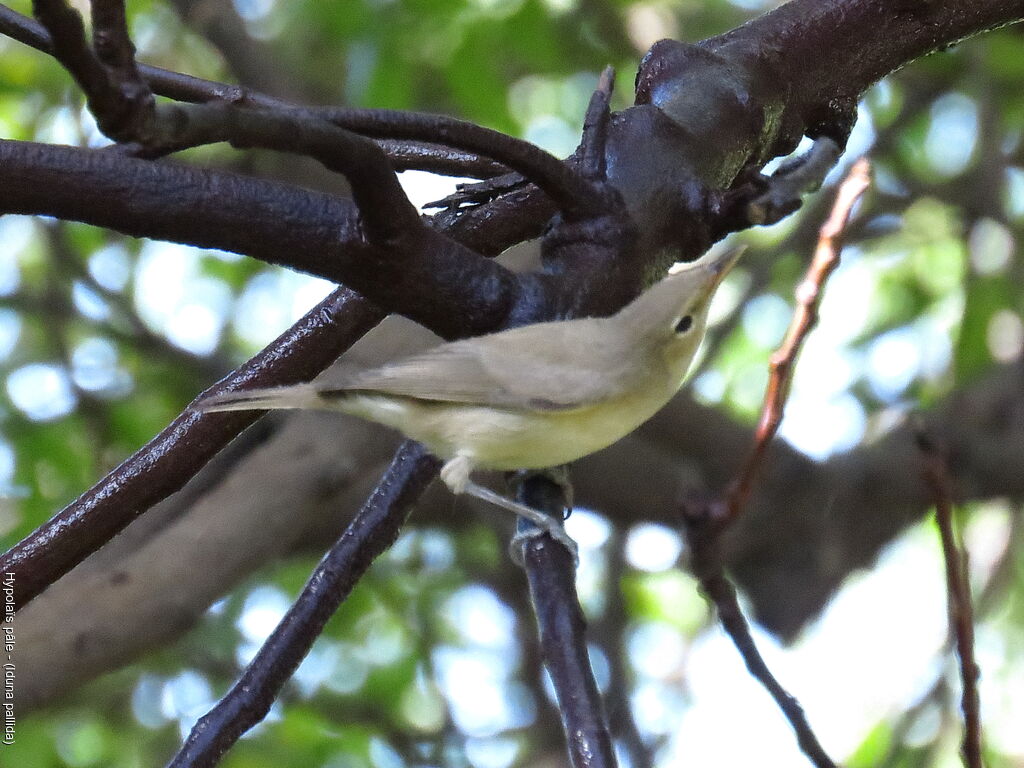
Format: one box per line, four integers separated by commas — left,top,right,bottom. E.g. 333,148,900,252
202,384,329,413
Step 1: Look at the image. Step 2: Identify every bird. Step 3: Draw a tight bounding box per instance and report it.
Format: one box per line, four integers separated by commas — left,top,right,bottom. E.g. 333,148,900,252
203,246,743,560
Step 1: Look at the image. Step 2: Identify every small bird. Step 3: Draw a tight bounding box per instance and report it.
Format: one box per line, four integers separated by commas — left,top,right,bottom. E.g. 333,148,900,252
204,247,743,558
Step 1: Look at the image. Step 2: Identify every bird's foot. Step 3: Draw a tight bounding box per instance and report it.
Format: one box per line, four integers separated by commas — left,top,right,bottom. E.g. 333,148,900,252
541,464,574,519
508,521,579,568
462,480,579,567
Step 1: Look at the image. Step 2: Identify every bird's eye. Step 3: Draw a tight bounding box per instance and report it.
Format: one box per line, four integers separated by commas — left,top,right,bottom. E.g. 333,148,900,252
675,315,693,333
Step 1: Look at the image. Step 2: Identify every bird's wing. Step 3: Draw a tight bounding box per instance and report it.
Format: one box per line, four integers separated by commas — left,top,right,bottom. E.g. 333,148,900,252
329,319,633,411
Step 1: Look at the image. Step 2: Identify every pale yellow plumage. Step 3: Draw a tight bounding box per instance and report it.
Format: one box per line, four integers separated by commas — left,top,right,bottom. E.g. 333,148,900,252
204,246,743,556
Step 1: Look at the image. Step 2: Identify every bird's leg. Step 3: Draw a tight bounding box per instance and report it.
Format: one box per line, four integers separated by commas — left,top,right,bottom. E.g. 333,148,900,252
440,456,578,563
464,481,578,565
439,454,473,493
744,136,843,225
713,136,844,235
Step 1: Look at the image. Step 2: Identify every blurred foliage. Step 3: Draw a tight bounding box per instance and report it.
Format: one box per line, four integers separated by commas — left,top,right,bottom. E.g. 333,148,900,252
1,0,1024,766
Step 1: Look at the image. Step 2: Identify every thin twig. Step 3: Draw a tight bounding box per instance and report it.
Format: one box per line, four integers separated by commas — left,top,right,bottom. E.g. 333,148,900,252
167,442,440,768
918,432,983,768
580,66,615,181
597,532,656,768
726,157,871,523
701,569,837,768
681,158,871,768
0,4,507,179
376,139,507,177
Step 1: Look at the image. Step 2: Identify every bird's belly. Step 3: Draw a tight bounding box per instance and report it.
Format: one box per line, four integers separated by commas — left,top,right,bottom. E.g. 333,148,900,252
463,404,651,470
347,388,670,471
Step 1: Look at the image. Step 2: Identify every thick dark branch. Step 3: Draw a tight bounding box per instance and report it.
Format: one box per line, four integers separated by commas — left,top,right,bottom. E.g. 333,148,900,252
28,0,603,216
515,474,616,768
1,288,384,611
34,0,427,245
36,0,588,236
33,0,155,139
31,0,110,111
709,0,1024,141
153,102,424,242
3,0,1022,640
0,140,518,339
14,354,1024,709
32,1,598,218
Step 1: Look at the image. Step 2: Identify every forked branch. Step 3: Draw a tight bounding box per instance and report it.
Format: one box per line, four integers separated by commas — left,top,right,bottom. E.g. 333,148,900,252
0,4,508,178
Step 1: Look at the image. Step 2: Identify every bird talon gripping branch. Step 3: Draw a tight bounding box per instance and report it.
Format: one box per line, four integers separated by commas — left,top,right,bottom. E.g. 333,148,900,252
509,519,579,569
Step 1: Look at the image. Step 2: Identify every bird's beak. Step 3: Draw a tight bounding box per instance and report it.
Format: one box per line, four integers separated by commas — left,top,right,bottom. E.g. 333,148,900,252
695,245,745,299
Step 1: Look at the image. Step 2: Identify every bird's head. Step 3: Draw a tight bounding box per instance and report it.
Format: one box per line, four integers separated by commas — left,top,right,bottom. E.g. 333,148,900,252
617,246,745,372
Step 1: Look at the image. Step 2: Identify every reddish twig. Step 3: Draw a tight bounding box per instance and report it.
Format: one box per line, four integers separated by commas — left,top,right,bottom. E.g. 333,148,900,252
726,157,871,522
918,432,983,768
681,158,872,768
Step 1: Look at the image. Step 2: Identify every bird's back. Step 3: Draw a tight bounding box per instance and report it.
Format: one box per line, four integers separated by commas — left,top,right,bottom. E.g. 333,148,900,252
336,315,653,411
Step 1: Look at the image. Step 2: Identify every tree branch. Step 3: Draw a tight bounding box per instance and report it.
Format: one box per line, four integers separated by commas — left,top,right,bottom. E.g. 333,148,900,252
0,140,519,339
515,473,616,768
4,0,1024,744
0,3,511,178
13,353,1024,709
708,0,1024,142
168,442,439,768
919,434,983,768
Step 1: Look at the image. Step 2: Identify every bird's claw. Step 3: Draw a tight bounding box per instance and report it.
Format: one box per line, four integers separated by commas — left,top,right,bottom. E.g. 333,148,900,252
509,517,580,569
